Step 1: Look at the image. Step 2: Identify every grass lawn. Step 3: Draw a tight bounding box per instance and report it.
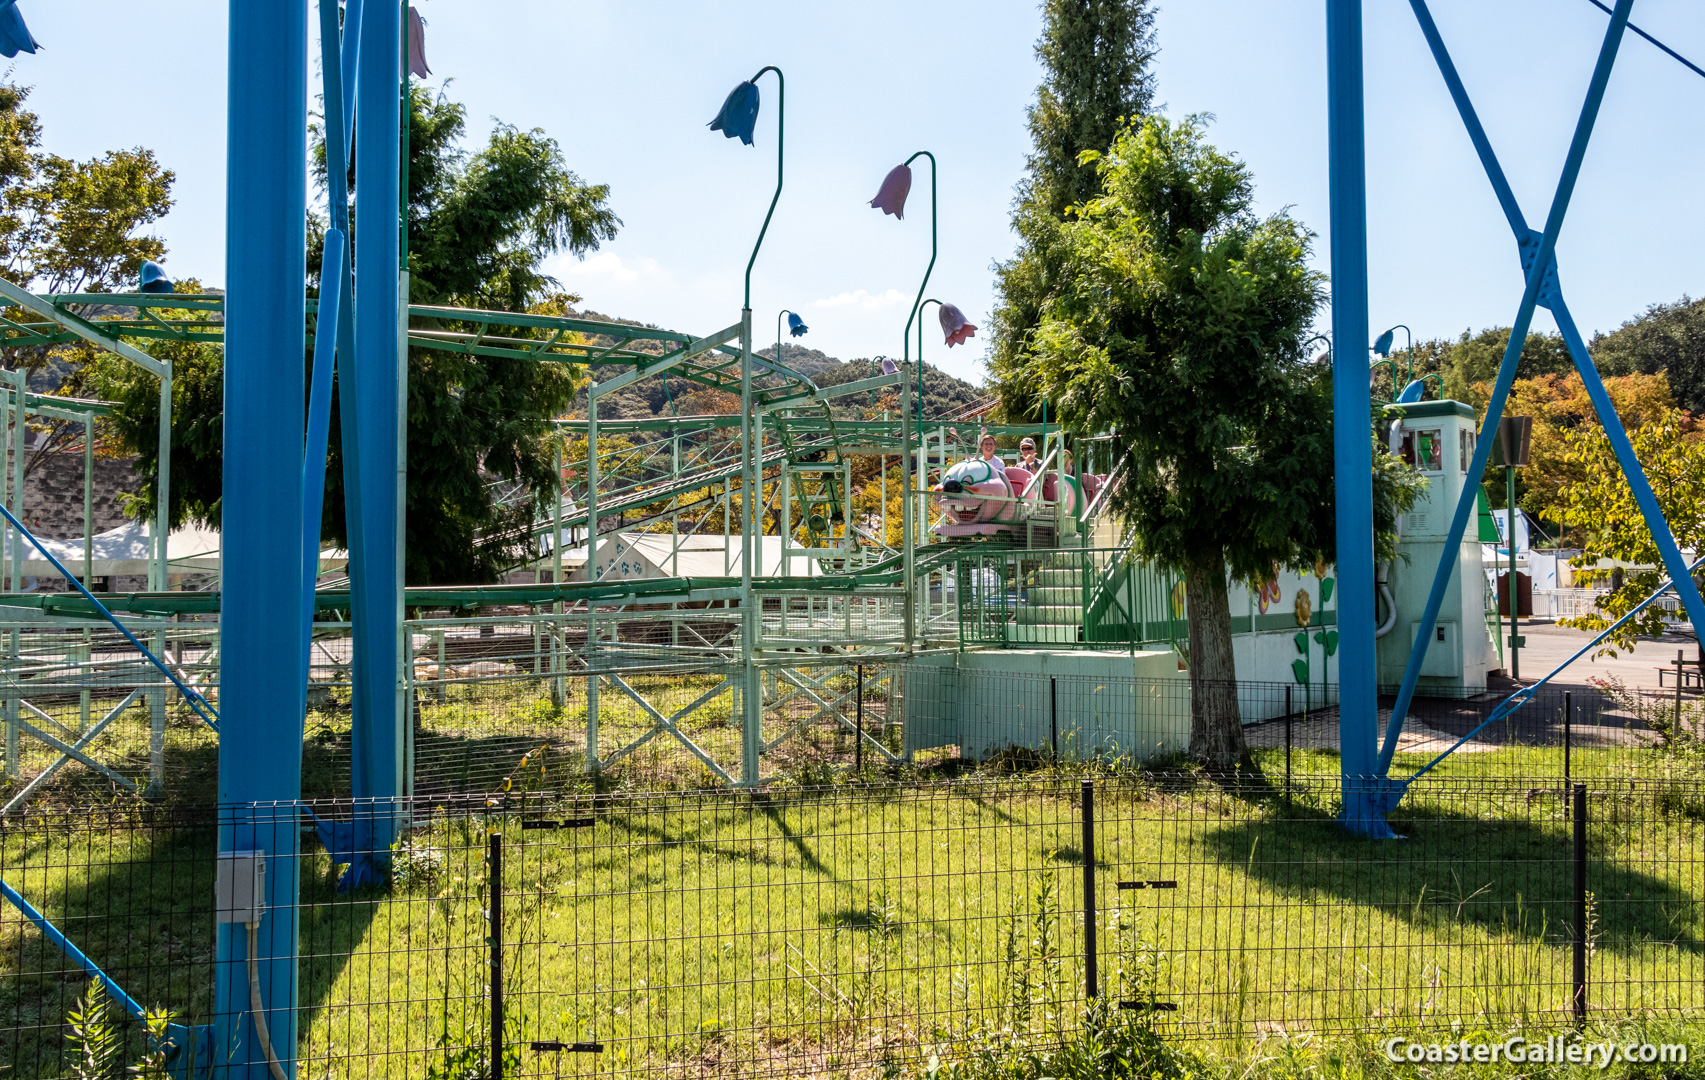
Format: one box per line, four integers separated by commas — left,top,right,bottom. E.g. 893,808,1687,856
3,767,1700,1078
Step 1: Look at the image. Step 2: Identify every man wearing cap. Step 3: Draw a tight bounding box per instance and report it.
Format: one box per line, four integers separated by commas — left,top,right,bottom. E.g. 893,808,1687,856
1018,437,1040,473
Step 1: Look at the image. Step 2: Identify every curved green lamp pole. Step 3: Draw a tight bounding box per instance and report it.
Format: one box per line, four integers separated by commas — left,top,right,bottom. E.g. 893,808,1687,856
1369,358,1399,402
915,295,942,415
776,308,802,369
1304,333,1332,363
1374,323,1413,392
1390,324,1414,382
729,64,783,786
899,150,937,422
915,298,943,557
743,66,785,310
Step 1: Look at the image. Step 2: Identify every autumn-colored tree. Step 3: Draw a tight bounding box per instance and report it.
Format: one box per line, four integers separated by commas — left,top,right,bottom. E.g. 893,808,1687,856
1487,371,1680,534
1593,294,1705,416
1558,407,1705,651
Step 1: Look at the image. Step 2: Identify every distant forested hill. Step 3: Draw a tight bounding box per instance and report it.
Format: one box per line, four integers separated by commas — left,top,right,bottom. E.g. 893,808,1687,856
567,310,987,421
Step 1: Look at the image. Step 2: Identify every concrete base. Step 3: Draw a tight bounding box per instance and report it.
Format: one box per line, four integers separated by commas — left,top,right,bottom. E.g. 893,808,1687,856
904,649,1189,763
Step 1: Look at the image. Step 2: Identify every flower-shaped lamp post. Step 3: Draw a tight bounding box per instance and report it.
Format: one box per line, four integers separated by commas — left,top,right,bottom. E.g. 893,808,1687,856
0,0,40,58
1304,334,1332,366
708,66,784,784
913,298,981,539
870,155,937,571
709,67,786,312
1374,324,1413,382
776,309,808,369
868,151,938,422
1372,325,1412,402
776,309,808,575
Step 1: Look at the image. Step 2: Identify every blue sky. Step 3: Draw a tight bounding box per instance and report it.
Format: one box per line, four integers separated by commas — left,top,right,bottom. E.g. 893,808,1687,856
13,1,1704,385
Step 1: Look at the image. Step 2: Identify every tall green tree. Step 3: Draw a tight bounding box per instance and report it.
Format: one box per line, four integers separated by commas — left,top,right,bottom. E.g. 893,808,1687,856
1434,326,1571,407
81,284,222,530
97,85,619,584
989,0,1156,424
1592,295,1705,417
1026,116,1421,771
0,81,175,486
328,86,619,584
1557,407,1705,652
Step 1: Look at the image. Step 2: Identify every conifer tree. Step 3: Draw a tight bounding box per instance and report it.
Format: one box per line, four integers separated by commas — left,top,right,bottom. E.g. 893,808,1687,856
989,0,1157,422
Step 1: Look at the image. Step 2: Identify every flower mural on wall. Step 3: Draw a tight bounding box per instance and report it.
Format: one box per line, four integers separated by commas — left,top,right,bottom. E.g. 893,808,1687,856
1256,565,1281,615
1291,571,1338,705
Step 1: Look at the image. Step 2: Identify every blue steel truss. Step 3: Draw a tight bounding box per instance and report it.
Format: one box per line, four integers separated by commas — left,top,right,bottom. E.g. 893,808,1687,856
1329,0,1705,835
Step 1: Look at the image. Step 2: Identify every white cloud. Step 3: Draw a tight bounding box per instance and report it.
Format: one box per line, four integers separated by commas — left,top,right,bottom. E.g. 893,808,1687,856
810,288,908,311
552,251,665,285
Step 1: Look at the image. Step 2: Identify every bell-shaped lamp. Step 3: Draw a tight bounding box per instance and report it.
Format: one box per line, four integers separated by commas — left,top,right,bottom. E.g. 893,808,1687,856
787,312,808,338
879,358,899,375
708,81,761,146
0,0,39,58
939,303,977,348
868,164,912,219
1373,328,1395,358
407,6,431,78
1396,379,1425,404
138,260,174,295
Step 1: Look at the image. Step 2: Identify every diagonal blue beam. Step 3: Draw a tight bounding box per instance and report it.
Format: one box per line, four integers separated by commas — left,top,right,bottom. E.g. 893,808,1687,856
1380,0,1634,775
1550,295,1705,634
1403,0,1705,680
1407,0,1526,236
339,0,362,162
1405,551,1705,784
1408,0,1702,635
302,235,344,644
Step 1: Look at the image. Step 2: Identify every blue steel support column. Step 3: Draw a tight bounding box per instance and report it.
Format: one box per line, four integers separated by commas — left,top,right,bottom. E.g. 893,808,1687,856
1325,0,1388,836
349,0,404,866
1378,0,1633,774
216,1,308,1074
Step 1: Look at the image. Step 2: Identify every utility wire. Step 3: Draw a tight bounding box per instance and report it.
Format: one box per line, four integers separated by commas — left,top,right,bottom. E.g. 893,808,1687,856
1582,0,1705,81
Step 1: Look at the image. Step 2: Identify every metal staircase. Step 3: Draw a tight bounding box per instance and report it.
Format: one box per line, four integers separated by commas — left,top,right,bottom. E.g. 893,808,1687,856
1012,552,1086,644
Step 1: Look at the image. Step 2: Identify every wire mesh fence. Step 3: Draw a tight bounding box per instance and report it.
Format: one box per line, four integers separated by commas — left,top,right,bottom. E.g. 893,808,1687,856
0,615,1699,813
2,775,1701,1078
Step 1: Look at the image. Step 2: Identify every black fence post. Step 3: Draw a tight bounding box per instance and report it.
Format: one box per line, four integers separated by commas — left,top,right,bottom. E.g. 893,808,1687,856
1081,779,1097,999
1563,690,1572,787
1572,783,1587,1026
1284,685,1293,805
854,664,864,774
1050,677,1059,759
1677,650,1686,736
490,830,504,1080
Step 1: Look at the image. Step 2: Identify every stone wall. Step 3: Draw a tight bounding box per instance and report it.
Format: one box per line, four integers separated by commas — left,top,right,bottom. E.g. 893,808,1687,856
17,450,142,540
9,449,149,592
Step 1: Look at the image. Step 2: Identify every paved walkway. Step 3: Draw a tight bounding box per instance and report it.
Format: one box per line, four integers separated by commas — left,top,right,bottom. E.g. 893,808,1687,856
1509,619,1699,691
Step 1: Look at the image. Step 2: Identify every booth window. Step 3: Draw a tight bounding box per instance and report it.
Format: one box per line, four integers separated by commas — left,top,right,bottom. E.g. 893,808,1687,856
1400,428,1444,472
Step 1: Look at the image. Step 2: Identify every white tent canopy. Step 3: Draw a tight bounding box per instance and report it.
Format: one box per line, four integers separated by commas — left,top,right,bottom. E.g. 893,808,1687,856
2,521,348,580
